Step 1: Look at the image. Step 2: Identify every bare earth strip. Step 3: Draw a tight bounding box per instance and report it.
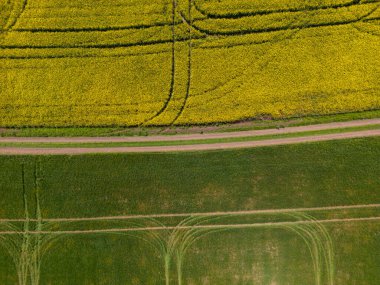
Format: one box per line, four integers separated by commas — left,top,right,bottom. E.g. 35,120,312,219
1,119,379,143
0,217,379,235
1,203,379,223
0,129,379,155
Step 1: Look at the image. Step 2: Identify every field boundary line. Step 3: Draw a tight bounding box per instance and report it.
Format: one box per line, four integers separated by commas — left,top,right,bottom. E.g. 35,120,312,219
0,216,379,235
1,203,379,223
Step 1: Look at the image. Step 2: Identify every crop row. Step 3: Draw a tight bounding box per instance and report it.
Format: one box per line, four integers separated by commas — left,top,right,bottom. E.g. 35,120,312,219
27,0,157,9
0,41,172,60
191,1,380,35
2,16,379,59
2,25,178,48
1,1,377,50
195,0,360,18
17,5,171,31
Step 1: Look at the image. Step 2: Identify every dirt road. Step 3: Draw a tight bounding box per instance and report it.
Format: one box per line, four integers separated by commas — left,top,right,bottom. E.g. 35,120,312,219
1,118,379,143
0,128,379,155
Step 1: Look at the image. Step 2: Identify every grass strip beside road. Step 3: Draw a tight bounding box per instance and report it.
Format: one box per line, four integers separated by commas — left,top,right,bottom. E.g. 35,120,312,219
1,110,380,137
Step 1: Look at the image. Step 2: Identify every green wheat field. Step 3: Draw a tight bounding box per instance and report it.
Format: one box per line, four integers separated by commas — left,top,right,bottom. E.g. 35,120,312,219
0,139,379,284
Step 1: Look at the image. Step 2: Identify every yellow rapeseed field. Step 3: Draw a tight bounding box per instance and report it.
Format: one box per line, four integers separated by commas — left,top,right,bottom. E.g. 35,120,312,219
1,0,379,127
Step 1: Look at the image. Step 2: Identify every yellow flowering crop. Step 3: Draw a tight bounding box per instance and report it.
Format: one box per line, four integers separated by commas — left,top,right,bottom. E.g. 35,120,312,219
0,0,379,127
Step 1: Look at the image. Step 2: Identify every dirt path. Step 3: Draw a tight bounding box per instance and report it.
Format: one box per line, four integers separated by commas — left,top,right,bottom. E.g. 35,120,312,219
1,203,379,223
0,128,379,155
1,118,379,143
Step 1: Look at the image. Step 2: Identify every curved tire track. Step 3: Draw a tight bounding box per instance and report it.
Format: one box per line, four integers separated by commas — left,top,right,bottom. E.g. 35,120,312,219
3,0,28,31
140,0,177,126
170,0,194,126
